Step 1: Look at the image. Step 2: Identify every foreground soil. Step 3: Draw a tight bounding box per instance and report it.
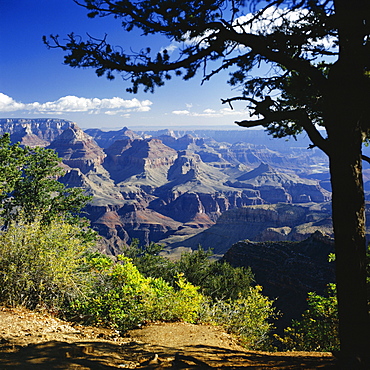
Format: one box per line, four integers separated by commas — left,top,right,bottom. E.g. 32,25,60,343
0,307,336,369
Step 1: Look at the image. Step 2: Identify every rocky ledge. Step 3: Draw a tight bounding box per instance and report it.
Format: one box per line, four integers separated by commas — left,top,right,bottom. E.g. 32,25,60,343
222,231,335,330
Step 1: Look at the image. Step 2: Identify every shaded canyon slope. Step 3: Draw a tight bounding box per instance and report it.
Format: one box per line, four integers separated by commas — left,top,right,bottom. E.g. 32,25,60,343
1,119,334,255
222,231,336,330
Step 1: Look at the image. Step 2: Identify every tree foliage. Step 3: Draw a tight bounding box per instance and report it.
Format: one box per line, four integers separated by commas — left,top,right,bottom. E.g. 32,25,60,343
69,253,205,331
201,285,276,350
0,133,90,225
120,242,275,348
276,284,339,352
70,249,275,348
0,214,275,349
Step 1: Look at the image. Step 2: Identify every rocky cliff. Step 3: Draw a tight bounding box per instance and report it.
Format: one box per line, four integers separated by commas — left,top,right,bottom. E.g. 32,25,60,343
222,231,336,330
48,123,106,174
0,118,73,146
103,138,178,186
162,202,334,255
85,126,140,148
227,163,331,203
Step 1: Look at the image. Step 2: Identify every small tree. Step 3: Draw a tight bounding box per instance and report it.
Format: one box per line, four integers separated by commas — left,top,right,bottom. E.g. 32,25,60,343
0,133,90,225
46,0,370,364
126,242,254,300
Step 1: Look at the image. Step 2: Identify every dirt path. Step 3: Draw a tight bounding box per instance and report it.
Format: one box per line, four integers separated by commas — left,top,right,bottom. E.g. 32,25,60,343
0,307,336,369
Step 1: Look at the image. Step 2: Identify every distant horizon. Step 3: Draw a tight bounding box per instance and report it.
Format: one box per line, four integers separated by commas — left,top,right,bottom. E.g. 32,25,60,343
0,117,322,151
0,117,262,132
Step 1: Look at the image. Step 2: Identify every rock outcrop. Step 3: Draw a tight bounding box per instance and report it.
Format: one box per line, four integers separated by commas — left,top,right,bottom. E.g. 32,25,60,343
0,118,73,147
162,202,334,255
104,138,178,186
227,163,330,203
85,126,141,148
222,231,336,330
48,123,106,174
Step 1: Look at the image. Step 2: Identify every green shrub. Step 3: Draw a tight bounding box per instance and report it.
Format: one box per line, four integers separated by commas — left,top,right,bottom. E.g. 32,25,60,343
123,240,175,282
175,246,254,301
0,217,93,310
122,242,275,349
275,284,339,352
0,215,276,348
200,285,276,350
126,242,254,301
71,254,204,331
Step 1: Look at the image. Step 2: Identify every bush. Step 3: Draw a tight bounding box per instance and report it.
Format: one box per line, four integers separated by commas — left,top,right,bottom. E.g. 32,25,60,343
200,285,276,350
123,242,275,349
123,240,176,283
71,254,204,331
0,217,276,348
0,217,93,310
275,284,339,352
126,242,254,301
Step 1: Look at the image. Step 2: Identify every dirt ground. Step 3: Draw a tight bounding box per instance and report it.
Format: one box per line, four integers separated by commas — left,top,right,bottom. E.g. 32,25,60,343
0,307,337,369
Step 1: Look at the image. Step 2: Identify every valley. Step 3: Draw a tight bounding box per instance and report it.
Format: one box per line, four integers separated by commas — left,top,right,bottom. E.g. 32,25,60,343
0,118,337,256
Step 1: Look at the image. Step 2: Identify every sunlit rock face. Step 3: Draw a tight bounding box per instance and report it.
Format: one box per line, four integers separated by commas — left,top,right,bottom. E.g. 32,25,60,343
103,138,178,184
85,126,141,148
162,202,334,255
0,118,73,147
48,123,106,174
226,163,331,203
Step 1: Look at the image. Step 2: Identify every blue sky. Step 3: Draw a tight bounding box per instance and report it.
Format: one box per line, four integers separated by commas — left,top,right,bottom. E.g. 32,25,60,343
0,0,251,130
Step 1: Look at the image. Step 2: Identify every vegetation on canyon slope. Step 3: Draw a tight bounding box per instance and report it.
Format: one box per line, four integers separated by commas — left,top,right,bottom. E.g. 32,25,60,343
0,214,276,350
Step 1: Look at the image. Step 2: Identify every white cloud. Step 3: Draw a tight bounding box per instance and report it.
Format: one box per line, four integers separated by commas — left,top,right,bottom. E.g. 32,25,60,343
234,7,310,35
0,93,25,112
0,93,153,115
172,110,191,115
104,110,120,115
160,6,336,59
203,108,216,114
234,7,336,52
160,42,181,54
172,107,246,118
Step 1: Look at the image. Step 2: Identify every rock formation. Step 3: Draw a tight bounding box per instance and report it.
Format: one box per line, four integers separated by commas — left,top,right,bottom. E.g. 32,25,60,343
48,123,106,174
85,126,141,148
163,202,334,255
104,138,178,186
227,163,331,203
0,118,73,147
222,231,336,330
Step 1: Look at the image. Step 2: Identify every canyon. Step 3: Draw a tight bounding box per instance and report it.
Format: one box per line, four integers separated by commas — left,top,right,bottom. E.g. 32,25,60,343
0,118,336,255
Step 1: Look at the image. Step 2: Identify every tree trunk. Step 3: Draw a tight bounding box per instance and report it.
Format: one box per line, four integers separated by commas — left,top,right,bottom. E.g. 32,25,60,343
329,126,370,365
